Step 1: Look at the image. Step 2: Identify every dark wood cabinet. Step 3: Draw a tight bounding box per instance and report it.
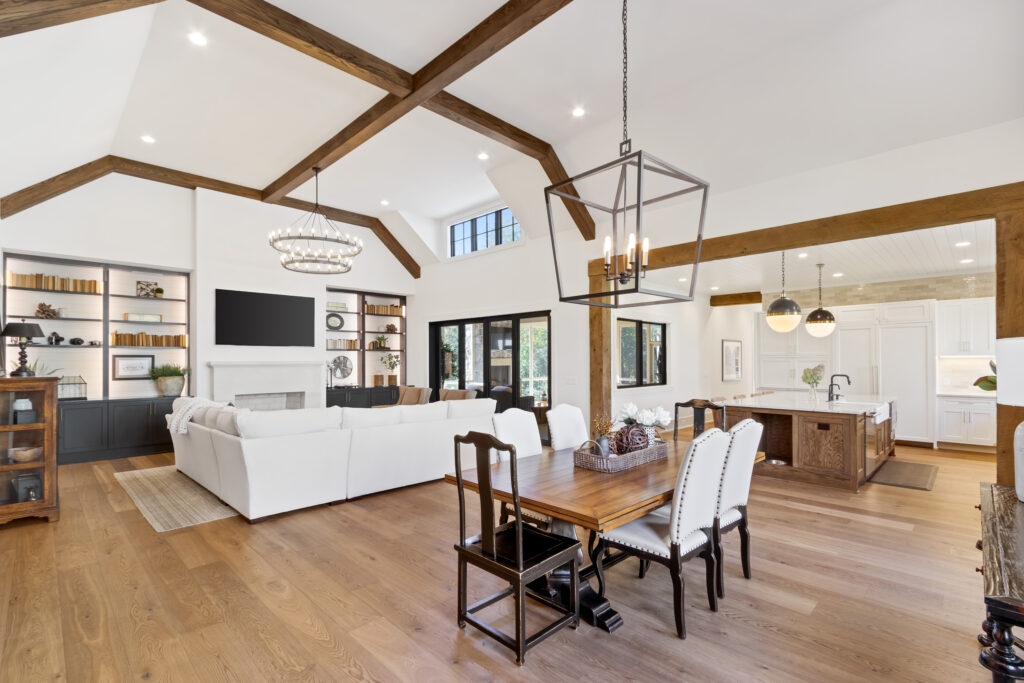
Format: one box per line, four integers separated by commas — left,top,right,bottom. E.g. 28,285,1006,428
58,401,107,455
108,400,152,449
58,397,177,464
326,385,397,408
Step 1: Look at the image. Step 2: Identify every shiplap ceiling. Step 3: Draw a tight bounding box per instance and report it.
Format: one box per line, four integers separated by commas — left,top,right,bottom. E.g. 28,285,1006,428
1,0,1023,227
647,220,996,296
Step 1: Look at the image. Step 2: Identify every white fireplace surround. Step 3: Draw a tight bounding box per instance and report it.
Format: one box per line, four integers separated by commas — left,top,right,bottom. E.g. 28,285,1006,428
208,361,323,409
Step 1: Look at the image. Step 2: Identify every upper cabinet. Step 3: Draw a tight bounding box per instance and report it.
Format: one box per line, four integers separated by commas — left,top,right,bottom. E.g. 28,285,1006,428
937,298,995,356
756,314,833,356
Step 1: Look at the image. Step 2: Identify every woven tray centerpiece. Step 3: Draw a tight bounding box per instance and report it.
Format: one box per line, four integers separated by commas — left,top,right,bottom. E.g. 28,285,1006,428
574,423,668,473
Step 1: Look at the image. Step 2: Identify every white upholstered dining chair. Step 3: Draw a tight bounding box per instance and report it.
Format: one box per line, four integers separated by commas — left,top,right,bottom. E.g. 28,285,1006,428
546,404,589,451
492,408,553,528
590,428,731,638
713,418,764,597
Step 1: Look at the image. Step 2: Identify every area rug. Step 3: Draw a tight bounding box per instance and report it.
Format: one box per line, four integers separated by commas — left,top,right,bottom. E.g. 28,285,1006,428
870,460,938,491
114,466,237,532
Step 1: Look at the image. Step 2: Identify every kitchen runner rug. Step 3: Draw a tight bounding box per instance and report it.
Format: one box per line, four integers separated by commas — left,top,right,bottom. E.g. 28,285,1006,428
114,465,238,532
869,460,938,491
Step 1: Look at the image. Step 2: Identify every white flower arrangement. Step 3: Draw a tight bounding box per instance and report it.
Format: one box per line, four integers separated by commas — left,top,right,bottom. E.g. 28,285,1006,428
615,402,672,428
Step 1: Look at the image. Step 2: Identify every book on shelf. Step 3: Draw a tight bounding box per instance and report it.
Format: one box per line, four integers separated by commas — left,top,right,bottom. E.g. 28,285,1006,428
326,302,349,312
7,272,99,293
123,313,163,322
110,331,187,347
364,303,403,316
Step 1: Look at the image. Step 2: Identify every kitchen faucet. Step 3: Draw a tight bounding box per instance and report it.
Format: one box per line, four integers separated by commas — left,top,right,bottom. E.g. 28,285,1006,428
828,374,851,402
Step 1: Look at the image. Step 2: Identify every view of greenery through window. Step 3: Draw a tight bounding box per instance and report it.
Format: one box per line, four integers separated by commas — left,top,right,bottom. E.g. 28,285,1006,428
618,318,665,387
450,208,521,257
519,320,548,399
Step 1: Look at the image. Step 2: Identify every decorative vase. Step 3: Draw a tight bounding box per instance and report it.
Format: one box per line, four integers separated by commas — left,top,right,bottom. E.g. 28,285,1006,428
808,385,818,402
155,375,185,397
155,292,164,299
642,425,658,445
596,435,610,457
387,374,399,386
373,374,385,387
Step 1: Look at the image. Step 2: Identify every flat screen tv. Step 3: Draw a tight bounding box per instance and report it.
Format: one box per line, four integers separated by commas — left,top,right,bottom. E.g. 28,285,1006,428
215,289,315,347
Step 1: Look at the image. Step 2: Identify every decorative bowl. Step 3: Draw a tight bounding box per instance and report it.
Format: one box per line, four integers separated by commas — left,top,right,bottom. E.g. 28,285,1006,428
9,446,43,463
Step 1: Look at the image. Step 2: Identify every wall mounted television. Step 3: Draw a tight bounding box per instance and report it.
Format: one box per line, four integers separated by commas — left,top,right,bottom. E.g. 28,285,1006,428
215,289,315,346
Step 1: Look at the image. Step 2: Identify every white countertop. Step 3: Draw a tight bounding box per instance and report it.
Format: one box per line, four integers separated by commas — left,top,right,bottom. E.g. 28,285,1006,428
723,394,895,415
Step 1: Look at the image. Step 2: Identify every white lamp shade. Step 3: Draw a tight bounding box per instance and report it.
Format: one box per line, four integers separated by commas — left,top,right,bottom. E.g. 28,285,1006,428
805,320,836,337
766,313,802,333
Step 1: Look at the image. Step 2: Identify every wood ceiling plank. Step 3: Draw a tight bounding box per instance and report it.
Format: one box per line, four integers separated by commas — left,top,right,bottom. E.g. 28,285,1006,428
588,180,1024,276
0,156,116,218
184,0,413,97
110,156,263,200
710,292,762,307
537,144,596,241
0,0,161,38
261,0,574,204
421,92,546,159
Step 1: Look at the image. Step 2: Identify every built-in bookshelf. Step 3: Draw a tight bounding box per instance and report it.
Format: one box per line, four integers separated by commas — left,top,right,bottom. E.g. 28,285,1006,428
2,253,190,400
325,287,406,389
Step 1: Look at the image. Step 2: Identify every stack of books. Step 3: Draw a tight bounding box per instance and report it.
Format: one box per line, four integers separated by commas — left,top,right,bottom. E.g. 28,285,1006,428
326,302,348,312
110,331,187,347
364,303,403,316
8,272,99,293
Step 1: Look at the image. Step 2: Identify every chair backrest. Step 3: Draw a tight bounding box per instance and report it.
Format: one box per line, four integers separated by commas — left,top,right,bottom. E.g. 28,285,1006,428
717,419,764,515
493,408,543,460
453,431,525,570
668,429,731,545
673,398,726,440
547,403,589,451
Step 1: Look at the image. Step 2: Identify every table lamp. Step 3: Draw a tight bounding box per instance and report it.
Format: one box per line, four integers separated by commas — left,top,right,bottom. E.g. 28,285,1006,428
2,321,45,376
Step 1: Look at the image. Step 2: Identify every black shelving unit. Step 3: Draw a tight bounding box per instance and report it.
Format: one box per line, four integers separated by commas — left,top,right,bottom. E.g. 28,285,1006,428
326,287,407,388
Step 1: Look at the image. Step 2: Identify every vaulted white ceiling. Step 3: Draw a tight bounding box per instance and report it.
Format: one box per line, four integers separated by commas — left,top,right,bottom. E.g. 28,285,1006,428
1,0,1022,245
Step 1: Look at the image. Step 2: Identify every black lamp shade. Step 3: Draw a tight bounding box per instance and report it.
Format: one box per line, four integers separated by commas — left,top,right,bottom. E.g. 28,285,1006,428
2,322,44,339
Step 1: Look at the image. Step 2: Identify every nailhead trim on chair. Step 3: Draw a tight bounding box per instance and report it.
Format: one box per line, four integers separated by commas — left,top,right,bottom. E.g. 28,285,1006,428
671,429,720,543
716,420,755,511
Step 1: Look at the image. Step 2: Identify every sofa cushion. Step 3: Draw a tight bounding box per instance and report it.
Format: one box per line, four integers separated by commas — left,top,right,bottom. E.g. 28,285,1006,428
398,402,448,424
341,406,401,429
215,407,249,436
235,406,343,439
200,407,223,429
447,398,497,419
397,386,423,405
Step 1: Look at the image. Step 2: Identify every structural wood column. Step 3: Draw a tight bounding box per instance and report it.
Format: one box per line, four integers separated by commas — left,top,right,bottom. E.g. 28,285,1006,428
996,210,1024,486
589,275,612,422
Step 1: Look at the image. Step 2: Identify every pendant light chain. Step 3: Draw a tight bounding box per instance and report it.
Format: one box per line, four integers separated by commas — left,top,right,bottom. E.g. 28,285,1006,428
781,252,786,295
621,0,628,144
817,263,824,308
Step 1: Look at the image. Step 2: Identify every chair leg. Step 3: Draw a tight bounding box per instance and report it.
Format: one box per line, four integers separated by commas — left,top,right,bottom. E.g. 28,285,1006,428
514,579,526,666
713,521,725,599
703,543,718,612
569,557,580,629
457,556,467,628
670,564,686,639
590,538,607,597
739,508,752,580
638,558,650,579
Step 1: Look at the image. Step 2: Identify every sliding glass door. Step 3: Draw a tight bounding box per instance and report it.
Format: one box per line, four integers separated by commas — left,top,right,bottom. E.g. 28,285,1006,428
429,311,551,409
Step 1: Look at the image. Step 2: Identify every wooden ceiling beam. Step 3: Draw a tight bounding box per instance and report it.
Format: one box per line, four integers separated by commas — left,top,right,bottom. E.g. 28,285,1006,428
588,180,1024,276
184,0,412,96
0,158,421,278
0,0,161,39
261,0,572,204
710,292,762,307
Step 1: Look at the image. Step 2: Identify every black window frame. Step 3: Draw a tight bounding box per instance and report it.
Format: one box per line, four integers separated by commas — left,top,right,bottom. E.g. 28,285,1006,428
449,207,521,257
616,318,667,389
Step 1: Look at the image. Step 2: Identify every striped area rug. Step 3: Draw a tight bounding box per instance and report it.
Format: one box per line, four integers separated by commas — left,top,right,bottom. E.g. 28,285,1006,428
114,466,237,532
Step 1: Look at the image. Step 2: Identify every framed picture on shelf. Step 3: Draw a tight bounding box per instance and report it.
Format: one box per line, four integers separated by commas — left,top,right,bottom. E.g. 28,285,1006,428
112,354,154,380
136,281,157,297
721,339,742,382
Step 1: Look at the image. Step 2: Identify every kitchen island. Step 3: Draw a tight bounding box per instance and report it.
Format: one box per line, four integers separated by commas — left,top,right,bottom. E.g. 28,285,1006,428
723,394,896,491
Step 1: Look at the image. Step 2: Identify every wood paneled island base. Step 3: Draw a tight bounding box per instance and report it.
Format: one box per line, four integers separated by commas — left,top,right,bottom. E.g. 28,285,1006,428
723,395,897,491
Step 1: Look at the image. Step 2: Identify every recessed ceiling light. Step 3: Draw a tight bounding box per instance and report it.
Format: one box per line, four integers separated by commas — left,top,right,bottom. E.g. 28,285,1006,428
477,151,489,161
140,134,155,144
960,258,975,264
797,253,808,258
710,286,720,291
572,106,586,118
379,199,389,206
955,241,971,247
188,31,207,46
832,272,844,278
678,277,687,282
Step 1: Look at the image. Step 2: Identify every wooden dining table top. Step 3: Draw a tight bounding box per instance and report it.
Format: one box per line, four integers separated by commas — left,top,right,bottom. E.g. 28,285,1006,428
443,440,691,533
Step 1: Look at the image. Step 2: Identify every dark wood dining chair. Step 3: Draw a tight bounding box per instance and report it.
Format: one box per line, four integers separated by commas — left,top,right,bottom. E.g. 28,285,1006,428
453,431,580,665
590,429,731,638
673,399,726,439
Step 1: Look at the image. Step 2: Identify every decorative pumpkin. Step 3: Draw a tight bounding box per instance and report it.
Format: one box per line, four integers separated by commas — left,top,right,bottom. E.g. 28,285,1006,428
613,424,649,454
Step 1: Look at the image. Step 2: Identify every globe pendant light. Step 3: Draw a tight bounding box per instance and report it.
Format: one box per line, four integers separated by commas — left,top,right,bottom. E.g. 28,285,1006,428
766,252,802,333
544,0,710,308
268,167,363,274
805,263,837,337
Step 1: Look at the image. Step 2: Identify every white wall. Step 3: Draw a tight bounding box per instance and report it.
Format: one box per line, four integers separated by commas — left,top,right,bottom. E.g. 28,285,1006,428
699,304,760,401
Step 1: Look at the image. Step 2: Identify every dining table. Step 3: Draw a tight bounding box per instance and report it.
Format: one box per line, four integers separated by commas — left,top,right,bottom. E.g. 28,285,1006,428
443,439,692,632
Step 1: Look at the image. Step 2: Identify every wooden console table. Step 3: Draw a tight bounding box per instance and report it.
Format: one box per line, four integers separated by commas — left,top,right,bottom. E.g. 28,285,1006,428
979,483,1024,680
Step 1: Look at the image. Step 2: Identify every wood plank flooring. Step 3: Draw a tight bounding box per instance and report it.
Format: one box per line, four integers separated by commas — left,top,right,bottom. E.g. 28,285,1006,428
0,447,994,681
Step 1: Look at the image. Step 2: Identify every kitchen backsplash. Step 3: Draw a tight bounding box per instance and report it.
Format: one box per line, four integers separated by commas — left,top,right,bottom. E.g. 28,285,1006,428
937,356,996,394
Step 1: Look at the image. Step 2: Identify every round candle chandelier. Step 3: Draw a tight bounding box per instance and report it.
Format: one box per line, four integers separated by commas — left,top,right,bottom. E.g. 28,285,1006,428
805,263,837,337
268,167,362,274
765,252,802,333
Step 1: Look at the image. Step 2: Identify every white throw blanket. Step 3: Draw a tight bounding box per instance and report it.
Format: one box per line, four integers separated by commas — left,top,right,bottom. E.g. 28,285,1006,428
168,397,226,434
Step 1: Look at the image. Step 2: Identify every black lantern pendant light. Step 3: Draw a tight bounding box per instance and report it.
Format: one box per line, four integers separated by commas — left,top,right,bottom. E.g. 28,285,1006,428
805,263,837,337
544,0,710,308
766,252,802,333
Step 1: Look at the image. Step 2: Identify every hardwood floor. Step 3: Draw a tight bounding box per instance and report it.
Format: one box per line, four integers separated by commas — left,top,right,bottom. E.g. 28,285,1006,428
0,446,994,681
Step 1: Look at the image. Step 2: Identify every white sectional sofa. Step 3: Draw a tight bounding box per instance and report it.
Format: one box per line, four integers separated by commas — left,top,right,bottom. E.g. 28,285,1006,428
167,398,496,520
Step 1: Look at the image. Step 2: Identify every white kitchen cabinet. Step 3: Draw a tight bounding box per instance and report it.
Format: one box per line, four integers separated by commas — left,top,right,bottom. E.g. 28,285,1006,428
759,356,795,388
878,322,934,443
796,322,833,356
758,315,796,355
937,298,995,356
835,324,877,393
938,397,996,446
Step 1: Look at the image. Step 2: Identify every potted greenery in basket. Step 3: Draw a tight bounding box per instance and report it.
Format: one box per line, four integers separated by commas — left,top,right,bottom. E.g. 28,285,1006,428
380,352,400,386
151,364,188,396
154,287,164,299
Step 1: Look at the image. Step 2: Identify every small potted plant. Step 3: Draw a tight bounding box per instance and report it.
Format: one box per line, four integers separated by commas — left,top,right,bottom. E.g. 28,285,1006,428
154,287,164,299
151,364,188,396
380,352,400,386
801,364,825,400
374,334,389,350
